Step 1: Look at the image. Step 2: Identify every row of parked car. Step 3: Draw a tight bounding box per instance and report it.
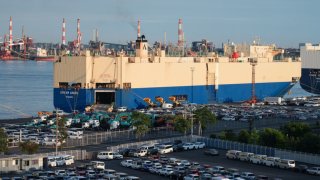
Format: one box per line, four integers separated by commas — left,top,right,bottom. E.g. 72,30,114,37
226,150,320,176
96,141,206,160
2,161,140,180
119,154,271,180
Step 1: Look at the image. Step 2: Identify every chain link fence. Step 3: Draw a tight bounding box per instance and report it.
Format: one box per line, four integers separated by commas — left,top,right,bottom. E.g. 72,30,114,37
65,127,182,148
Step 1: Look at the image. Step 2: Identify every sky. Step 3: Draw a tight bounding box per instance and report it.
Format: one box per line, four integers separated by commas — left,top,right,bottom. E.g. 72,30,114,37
0,0,319,48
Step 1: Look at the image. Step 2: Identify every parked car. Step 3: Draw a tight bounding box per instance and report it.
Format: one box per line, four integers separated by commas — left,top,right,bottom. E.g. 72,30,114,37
249,154,267,164
204,148,219,156
182,143,196,150
158,144,174,154
133,149,148,157
240,172,255,180
117,107,127,112
226,150,241,159
276,159,295,169
183,174,199,180
238,152,254,161
97,151,123,160
262,156,280,167
121,159,133,168
306,167,320,175
193,142,205,149
90,161,105,170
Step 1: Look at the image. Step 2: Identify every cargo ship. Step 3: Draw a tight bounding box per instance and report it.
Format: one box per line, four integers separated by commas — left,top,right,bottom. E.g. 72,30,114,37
300,43,320,94
53,40,301,112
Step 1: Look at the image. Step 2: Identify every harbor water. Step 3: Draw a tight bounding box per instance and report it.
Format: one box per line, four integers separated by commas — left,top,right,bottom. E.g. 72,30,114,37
0,60,53,119
0,60,313,120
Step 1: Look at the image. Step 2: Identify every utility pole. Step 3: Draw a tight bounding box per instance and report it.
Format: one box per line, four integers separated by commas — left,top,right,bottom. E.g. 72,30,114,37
55,109,59,156
250,58,257,106
190,67,195,103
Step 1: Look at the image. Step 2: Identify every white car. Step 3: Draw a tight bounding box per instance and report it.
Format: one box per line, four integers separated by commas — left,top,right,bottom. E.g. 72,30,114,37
240,172,255,180
97,151,123,160
180,160,191,168
249,154,267,164
149,166,162,174
90,161,105,170
121,159,133,168
306,167,320,175
159,167,174,176
117,106,127,112
133,149,148,157
184,174,199,180
193,142,205,149
226,150,241,159
182,143,196,150
261,156,280,166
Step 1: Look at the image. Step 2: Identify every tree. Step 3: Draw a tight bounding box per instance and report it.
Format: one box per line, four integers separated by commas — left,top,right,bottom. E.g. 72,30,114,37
248,129,259,145
258,128,286,148
131,111,151,140
19,141,39,154
0,128,8,153
173,115,191,136
238,130,251,143
280,122,311,139
57,117,68,147
225,129,237,141
297,133,320,154
194,107,216,135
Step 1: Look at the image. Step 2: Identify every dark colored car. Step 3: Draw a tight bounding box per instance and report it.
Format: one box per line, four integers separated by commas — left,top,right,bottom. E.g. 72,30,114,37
256,175,269,180
204,148,219,156
294,165,308,173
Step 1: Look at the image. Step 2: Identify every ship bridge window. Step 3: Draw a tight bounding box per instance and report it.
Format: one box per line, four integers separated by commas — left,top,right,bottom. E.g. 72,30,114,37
59,82,69,89
96,83,115,89
59,82,81,89
123,83,131,90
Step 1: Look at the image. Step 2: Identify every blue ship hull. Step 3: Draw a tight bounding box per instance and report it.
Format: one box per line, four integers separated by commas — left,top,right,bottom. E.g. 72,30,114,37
54,82,292,112
300,68,320,94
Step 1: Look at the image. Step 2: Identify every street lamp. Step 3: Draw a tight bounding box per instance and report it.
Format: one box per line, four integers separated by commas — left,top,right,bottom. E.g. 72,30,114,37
190,67,195,103
188,105,196,138
55,109,59,156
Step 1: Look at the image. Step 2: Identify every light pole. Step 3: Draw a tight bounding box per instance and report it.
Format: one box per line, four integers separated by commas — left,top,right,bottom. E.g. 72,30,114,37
55,109,59,156
190,67,195,103
189,105,196,138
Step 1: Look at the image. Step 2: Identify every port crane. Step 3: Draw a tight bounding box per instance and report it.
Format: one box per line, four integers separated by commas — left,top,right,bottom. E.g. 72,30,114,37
143,97,156,108
168,96,181,107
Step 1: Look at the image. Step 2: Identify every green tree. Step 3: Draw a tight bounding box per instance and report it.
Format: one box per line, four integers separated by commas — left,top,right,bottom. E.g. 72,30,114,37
297,133,320,154
0,128,8,153
258,128,286,148
280,122,311,139
194,107,216,135
57,117,68,147
19,141,39,154
173,115,191,136
238,130,251,143
131,111,151,140
248,129,259,144
218,129,236,141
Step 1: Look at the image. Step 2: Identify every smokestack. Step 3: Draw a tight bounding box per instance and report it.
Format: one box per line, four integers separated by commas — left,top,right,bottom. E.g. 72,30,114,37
95,29,99,42
9,16,13,49
62,18,66,46
137,19,141,38
178,18,183,47
77,19,81,48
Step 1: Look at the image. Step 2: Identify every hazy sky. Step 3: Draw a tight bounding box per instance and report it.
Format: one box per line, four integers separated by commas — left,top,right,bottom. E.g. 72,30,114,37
0,0,319,48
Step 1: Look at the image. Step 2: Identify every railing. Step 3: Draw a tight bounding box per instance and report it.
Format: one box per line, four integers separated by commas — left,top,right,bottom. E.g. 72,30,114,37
193,136,320,166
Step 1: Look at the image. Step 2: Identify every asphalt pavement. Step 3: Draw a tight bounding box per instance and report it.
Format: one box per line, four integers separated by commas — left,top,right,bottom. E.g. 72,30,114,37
78,148,320,180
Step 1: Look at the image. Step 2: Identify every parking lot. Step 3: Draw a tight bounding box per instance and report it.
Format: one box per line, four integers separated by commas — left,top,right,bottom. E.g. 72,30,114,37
87,148,320,180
